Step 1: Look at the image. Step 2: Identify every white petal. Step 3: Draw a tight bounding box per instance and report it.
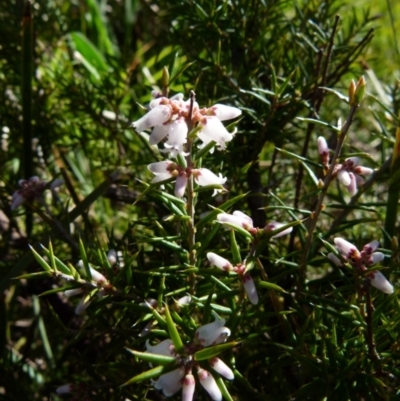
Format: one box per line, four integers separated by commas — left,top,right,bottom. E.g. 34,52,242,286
182,374,196,401
207,252,233,271
217,211,253,230
337,170,351,186
210,357,234,380
198,369,222,401
174,175,188,198
145,339,174,356
132,105,171,132
194,168,227,187
209,104,242,121
242,274,259,305
369,271,394,294
233,211,253,225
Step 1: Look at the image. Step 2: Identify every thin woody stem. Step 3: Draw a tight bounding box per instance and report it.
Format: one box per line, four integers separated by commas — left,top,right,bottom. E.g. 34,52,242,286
365,285,382,375
298,104,359,292
186,91,197,292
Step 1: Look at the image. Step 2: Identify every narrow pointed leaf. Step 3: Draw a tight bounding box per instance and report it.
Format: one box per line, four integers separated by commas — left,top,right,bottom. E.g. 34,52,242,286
29,246,51,272
121,364,177,387
125,349,176,365
194,341,239,361
164,304,184,354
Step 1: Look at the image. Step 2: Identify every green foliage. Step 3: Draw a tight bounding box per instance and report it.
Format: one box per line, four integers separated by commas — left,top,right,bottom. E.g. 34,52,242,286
1,0,400,400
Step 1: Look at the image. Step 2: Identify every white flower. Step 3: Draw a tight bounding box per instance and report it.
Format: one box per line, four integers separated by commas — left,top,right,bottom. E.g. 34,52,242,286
264,221,293,238
197,368,222,401
217,210,255,233
146,339,175,357
56,384,73,395
207,252,233,271
207,252,258,305
328,238,393,294
209,357,234,380
195,318,231,346
335,157,373,195
153,367,185,397
132,105,172,133
182,374,196,401
241,274,259,305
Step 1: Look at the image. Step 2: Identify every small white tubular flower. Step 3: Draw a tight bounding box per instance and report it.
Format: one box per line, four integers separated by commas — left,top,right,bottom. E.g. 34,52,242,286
175,174,188,198
153,367,185,397
337,170,351,186
182,374,196,401
56,384,73,395
198,369,222,401
346,172,357,196
89,266,107,284
163,118,188,155
107,249,117,265
193,169,227,195
265,221,293,238
64,288,85,298
209,104,242,121
242,274,259,305
197,117,233,151
176,294,192,307
132,105,171,132
149,125,169,145
327,252,342,266
75,294,92,315
317,136,329,156
195,318,231,347
334,157,373,195
334,238,360,259
217,210,254,232
368,271,394,294
146,339,175,356
209,357,234,380
11,192,25,210
207,252,233,271
147,161,178,183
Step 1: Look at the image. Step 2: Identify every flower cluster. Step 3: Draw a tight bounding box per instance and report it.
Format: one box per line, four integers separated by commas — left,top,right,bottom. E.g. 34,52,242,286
328,238,393,294
64,261,110,315
146,318,233,401
148,161,226,198
11,176,63,210
132,94,241,156
317,137,373,195
217,210,293,238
